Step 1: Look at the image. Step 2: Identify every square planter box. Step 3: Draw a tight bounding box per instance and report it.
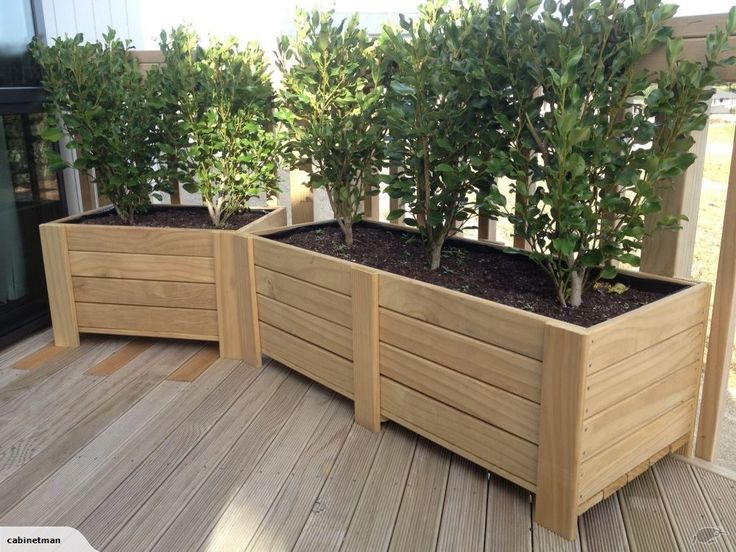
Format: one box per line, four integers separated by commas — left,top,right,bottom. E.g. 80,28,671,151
250,220,710,539
40,204,286,362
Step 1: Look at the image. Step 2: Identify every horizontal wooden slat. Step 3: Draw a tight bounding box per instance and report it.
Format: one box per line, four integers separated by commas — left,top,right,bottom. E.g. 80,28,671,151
639,36,736,81
131,50,165,64
260,322,353,398
76,303,218,340
581,363,698,459
253,237,352,295
66,225,214,257
587,284,708,373
235,207,288,234
255,266,351,328
665,13,732,39
578,400,694,502
585,324,703,418
381,377,538,489
380,343,539,443
380,309,542,402
73,277,217,310
69,251,215,283
257,294,352,360
379,274,547,360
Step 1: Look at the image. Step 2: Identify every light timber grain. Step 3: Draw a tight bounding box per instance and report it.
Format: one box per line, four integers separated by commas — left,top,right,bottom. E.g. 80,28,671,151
39,224,79,346
73,277,217,310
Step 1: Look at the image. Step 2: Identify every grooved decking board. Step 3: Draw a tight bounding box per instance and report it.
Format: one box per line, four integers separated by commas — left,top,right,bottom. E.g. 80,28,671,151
340,424,418,551
533,522,582,551
693,464,736,547
1,380,186,525
389,439,451,552
167,344,220,382
90,362,289,551
578,496,630,552
245,399,355,551
293,425,383,552
101,365,296,550
487,474,533,552
12,344,66,370
0,329,53,369
653,455,729,551
148,370,312,552
618,470,678,552
0,369,25,391
38,358,245,529
195,386,336,552
436,456,488,552
0,342,199,517
87,339,152,376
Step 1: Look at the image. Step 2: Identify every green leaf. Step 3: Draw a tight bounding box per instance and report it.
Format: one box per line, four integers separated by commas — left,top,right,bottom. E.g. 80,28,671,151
390,80,415,96
387,209,405,221
728,6,736,35
40,127,64,142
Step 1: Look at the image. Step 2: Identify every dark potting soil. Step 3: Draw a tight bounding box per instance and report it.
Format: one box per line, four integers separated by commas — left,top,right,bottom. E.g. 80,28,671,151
74,206,265,230
274,222,683,327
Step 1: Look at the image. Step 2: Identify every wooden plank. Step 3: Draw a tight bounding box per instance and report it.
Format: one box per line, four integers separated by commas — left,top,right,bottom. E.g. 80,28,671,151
87,339,152,376
253,236,353,295
192,387,335,552
65,224,215,256
167,344,220,382
290,168,315,224
618,470,679,552
436,456,487,552
340,424,418,551
0,329,53,370
532,523,581,551
486,474,533,551
260,323,354,398
130,50,165,64
257,295,353,359
697,125,736,461
477,215,496,241
363,180,380,221
389,439,451,552
587,283,708,373
535,323,589,540
13,344,66,370
578,496,630,552
245,400,355,552
72,277,217,310
639,36,736,82
582,363,699,459
87,363,292,551
39,224,80,347
236,206,289,234
381,309,542,403
381,343,539,443
256,266,352,328
353,268,380,432
578,401,694,502
653,455,729,551
380,273,547,360
68,251,215,283
141,370,310,552
666,13,734,39
692,463,736,547
216,233,261,365
585,324,703,417
381,377,538,489
293,425,383,552
76,303,219,341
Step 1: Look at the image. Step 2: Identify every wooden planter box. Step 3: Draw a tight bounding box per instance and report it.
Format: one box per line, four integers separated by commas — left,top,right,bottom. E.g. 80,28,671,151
250,220,710,539
40,205,286,362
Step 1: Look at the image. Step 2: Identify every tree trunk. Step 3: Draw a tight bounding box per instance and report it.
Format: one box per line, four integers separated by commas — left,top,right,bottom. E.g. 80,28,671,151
429,242,442,271
343,221,354,247
570,270,583,308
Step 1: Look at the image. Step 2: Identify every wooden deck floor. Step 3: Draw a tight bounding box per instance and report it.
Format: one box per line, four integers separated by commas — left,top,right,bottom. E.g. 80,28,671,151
0,331,735,551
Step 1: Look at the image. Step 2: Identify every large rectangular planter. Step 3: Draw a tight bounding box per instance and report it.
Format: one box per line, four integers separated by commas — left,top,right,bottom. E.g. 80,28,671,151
40,205,286,363
251,220,710,539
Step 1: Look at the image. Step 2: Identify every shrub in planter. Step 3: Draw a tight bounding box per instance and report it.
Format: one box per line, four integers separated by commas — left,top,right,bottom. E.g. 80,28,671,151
379,2,509,269
160,31,281,227
481,0,736,306
31,30,165,224
276,9,385,246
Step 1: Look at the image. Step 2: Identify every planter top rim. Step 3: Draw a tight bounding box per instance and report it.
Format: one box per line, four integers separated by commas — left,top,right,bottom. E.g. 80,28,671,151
253,218,705,332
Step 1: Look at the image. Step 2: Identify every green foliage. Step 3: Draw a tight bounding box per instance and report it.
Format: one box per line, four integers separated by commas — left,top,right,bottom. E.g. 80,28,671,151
481,0,735,307
31,29,163,224
277,9,385,246
380,1,509,270
167,32,280,227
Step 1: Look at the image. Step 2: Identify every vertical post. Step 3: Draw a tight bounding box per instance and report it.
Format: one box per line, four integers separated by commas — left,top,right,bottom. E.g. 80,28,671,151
290,163,314,224
535,322,589,539
388,165,404,225
352,267,381,432
640,116,709,277
215,232,262,367
78,172,97,211
39,223,80,347
695,126,736,460
477,216,497,241
363,179,380,221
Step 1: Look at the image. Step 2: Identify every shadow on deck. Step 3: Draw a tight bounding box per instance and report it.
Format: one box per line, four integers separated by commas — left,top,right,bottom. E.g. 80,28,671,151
0,331,734,551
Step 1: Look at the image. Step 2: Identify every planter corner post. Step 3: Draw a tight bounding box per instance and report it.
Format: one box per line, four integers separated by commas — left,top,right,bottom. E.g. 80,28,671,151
352,267,381,432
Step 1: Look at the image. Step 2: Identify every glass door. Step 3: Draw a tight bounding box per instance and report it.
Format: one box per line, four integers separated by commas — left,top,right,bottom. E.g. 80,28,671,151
0,0,66,347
